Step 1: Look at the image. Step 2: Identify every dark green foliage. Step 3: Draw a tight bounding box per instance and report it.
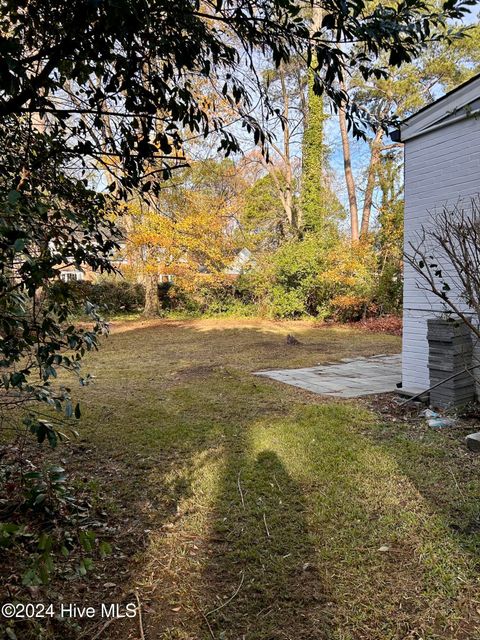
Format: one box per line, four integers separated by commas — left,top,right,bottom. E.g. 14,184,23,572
242,174,291,250
50,280,146,315
375,152,404,314
0,121,118,429
82,280,145,313
0,454,110,592
300,72,329,231
157,280,255,316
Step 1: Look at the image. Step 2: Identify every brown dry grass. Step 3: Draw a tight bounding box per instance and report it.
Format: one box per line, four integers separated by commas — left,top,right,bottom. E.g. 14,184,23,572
4,318,480,640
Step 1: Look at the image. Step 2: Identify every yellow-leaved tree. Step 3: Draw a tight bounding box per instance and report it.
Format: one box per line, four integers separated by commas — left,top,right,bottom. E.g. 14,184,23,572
122,159,243,316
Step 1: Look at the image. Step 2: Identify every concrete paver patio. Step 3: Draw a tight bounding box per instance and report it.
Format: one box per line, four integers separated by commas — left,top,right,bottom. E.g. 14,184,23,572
255,354,402,398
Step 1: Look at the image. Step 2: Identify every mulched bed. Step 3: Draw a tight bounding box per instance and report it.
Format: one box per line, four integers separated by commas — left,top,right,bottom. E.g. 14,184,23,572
356,315,403,336
318,315,403,336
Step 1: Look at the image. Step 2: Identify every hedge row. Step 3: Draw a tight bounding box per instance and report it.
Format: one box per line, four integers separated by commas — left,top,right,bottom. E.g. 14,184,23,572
49,280,145,314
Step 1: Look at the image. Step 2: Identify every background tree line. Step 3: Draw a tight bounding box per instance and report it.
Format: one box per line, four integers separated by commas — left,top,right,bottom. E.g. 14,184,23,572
93,16,480,322
0,0,476,634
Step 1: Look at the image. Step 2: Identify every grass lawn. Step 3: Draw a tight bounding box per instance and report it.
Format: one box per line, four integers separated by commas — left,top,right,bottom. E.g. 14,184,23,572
6,318,480,639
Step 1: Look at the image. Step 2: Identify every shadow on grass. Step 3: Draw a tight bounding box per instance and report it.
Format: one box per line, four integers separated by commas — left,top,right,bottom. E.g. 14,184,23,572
108,371,333,639
58,321,480,638
94,397,480,640
201,444,332,640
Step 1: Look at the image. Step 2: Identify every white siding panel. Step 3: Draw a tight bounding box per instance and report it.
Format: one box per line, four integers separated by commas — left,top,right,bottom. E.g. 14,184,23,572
403,311,428,376
403,113,480,395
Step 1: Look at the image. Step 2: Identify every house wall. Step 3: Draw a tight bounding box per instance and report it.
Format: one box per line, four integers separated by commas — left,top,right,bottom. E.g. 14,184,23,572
402,113,480,395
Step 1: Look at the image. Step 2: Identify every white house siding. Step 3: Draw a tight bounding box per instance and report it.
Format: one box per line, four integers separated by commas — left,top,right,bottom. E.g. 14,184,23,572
402,112,480,395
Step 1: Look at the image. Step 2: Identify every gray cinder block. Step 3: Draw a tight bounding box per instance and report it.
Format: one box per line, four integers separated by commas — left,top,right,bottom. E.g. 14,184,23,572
427,318,476,409
466,432,480,452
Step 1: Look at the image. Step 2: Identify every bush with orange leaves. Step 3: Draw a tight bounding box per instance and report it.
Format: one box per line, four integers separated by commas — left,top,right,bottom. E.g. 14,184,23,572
319,239,379,320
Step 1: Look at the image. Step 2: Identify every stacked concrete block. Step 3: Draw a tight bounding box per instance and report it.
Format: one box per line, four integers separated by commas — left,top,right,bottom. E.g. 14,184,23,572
427,318,476,409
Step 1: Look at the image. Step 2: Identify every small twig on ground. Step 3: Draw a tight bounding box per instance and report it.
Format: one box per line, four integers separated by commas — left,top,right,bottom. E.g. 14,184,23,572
200,610,216,640
263,512,270,538
206,571,245,617
447,466,465,499
135,589,145,640
188,589,216,640
237,470,245,509
89,618,116,640
84,588,139,639
178,572,216,640
273,473,281,493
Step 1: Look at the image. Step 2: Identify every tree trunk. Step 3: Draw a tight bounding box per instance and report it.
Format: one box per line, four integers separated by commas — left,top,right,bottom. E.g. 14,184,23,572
360,127,383,238
284,184,297,229
260,62,300,233
338,97,359,241
300,73,326,231
143,273,160,317
299,4,326,232
279,64,296,230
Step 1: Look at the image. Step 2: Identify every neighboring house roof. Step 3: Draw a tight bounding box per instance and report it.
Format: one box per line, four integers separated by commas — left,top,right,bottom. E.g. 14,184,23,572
224,248,255,275
391,72,480,143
